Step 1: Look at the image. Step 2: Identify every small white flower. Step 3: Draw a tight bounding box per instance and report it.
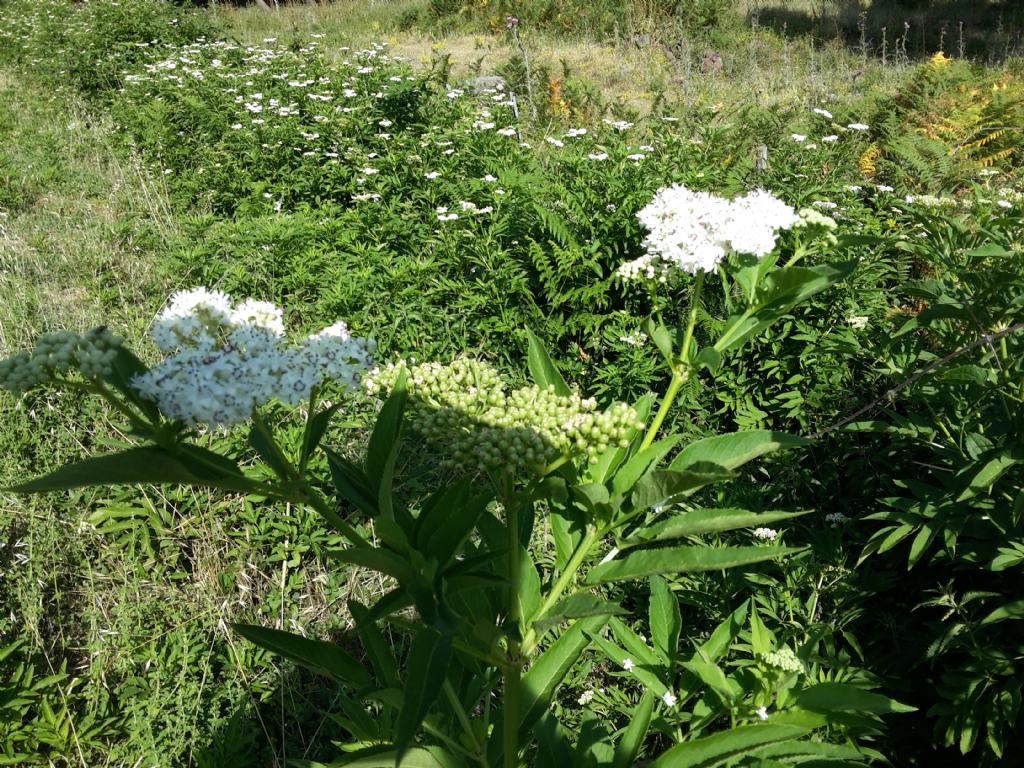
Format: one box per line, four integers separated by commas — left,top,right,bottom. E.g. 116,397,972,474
545,137,564,147
578,689,595,705
997,199,1013,209
756,706,769,720
626,153,646,161
662,691,678,707
753,527,778,541
622,658,634,671
361,167,379,175
822,135,839,143
424,171,442,179
588,152,609,161
844,185,863,192
791,134,807,142
813,108,833,119
876,184,894,192
482,174,498,182
847,123,869,131
847,316,869,329
497,127,518,137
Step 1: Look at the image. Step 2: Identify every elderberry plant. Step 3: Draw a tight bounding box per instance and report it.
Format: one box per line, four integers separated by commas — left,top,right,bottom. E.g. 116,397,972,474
2,185,911,767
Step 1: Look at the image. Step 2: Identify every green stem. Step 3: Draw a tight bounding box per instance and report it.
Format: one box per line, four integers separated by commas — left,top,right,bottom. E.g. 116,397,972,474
540,453,571,478
503,492,522,768
639,271,705,451
68,379,153,435
298,484,372,549
521,526,600,655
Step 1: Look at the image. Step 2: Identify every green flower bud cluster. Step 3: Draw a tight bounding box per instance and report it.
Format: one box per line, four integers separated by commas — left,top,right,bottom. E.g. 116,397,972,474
0,327,123,394
365,359,644,476
795,207,839,245
760,647,803,674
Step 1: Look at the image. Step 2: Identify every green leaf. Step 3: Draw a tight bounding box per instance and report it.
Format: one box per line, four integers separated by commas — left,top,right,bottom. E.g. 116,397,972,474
550,503,585,572
670,431,811,473
366,370,406,517
980,599,1024,627
956,453,1018,502
415,480,491,566
325,447,379,517
649,575,681,662
611,436,683,498
487,617,607,766
590,629,667,696
395,629,452,765
630,468,735,513
103,346,160,422
349,601,399,687
301,400,343,470
526,328,571,396
793,683,916,714
701,600,750,662
650,724,811,768
522,617,606,744
330,547,416,586
646,319,675,364
299,745,465,767
717,261,856,353
533,593,628,631
625,509,809,548
612,691,655,768
231,624,371,688
748,603,774,657
585,546,799,585
694,347,722,374
249,420,292,481
681,652,741,703
9,446,257,494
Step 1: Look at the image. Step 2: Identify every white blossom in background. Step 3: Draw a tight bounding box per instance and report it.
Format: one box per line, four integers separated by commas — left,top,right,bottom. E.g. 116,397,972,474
133,288,372,428
813,108,833,119
753,527,778,541
618,184,798,280
662,691,678,707
622,658,635,671
756,706,769,720
847,123,869,131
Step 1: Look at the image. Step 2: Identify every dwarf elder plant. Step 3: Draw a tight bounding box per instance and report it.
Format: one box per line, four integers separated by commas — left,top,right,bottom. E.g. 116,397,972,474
2,185,888,767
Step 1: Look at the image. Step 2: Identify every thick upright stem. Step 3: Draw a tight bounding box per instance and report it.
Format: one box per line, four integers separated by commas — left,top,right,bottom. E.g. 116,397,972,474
521,526,600,655
503,496,522,768
640,270,706,451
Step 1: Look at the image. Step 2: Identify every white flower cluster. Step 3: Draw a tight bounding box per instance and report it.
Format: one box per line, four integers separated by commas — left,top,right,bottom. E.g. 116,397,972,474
0,327,123,394
760,647,804,674
619,185,798,280
133,288,372,427
753,527,778,541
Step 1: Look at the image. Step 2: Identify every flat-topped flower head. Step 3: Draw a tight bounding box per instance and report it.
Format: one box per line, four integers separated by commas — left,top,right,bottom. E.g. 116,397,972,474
619,184,797,280
133,289,371,427
365,358,642,477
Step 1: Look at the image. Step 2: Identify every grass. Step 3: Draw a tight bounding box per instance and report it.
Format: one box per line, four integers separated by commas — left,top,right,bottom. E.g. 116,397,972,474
218,1,915,115
0,68,366,768
1,1,1022,765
